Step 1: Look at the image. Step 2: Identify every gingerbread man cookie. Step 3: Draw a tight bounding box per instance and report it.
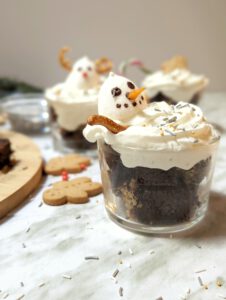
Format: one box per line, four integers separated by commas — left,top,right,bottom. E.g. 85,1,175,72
44,154,91,175
43,177,102,206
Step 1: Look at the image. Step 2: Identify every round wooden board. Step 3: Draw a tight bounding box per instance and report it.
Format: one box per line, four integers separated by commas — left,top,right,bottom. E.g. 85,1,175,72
0,131,43,219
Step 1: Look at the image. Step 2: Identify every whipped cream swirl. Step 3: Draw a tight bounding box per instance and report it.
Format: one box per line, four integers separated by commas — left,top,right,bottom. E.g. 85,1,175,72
84,101,219,170
142,68,209,102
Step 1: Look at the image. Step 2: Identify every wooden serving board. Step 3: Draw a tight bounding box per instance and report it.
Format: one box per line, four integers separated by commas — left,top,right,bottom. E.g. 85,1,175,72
0,131,43,219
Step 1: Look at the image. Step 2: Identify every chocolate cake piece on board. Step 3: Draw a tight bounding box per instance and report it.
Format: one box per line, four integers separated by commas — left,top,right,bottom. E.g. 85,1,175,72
0,138,12,169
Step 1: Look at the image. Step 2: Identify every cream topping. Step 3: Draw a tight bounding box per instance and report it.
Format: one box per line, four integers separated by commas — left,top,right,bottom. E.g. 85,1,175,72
142,68,209,102
45,56,101,131
84,101,219,170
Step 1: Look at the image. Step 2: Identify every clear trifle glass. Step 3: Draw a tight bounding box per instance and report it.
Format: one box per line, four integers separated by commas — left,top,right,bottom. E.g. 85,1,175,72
97,138,219,234
46,84,97,153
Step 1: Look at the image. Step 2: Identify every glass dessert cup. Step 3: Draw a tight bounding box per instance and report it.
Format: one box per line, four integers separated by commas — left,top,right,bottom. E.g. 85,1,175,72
97,139,219,234
51,119,96,154
149,91,202,105
46,97,97,154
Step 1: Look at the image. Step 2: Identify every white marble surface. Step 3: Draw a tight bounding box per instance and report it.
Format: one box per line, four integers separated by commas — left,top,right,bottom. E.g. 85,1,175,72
0,93,226,300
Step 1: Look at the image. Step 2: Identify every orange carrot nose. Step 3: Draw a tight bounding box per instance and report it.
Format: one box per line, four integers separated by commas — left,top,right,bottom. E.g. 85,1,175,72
127,87,145,101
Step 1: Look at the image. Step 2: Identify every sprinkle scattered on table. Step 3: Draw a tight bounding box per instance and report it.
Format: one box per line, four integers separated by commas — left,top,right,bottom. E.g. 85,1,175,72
112,269,119,278
84,256,99,260
128,248,134,255
119,287,123,297
195,269,206,274
62,274,72,280
38,282,45,288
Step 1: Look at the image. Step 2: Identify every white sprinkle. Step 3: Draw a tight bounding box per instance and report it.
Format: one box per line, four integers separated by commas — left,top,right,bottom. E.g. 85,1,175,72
75,215,81,219
119,287,123,297
112,269,119,278
22,243,26,248
129,248,134,255
62,274,72,280
127,263,132,268
38,282,45,288
38,202,43,207
26,227,30,233
149,250,155,255
180,288,191,299
195,244,202,249
16,294,25,300
156,297,163,300
3,293,9,299
118,251,122,255
20,282,24,287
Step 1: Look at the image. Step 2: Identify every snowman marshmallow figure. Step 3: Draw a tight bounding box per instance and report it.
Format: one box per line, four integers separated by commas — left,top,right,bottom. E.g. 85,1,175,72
98,72,147,121
64,56,100,91
59,47,113,92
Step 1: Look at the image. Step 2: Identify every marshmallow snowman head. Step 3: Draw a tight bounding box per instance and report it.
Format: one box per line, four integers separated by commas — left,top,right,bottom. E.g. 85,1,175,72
98,73,147,121
64,57,100,91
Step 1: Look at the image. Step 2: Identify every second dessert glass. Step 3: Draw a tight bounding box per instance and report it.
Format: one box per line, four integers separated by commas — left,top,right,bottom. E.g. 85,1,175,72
45,47,112,153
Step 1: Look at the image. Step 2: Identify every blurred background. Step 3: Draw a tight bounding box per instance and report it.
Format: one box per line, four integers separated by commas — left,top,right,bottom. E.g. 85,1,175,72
0,0,226,91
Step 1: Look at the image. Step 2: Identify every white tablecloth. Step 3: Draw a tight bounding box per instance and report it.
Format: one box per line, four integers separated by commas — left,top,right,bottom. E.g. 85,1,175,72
0,93,226,300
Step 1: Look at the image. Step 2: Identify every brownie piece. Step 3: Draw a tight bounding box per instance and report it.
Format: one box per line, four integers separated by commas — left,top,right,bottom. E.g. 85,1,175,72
148,92,200,105
103,143,211,226
0,138,12,170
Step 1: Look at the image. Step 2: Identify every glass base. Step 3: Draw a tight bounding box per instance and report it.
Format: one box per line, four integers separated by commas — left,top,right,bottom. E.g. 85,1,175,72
106,208,206,234
52,126,97,157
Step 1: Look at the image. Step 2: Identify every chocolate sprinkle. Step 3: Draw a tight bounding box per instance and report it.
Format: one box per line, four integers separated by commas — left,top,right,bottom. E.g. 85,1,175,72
116,104,121,109
132,102,137,107
124,103,129,108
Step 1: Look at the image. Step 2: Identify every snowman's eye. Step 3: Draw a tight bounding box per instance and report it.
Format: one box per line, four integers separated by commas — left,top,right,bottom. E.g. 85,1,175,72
87,66,92,71
77,67,82,72
111,87,122,97
127,81,135,89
